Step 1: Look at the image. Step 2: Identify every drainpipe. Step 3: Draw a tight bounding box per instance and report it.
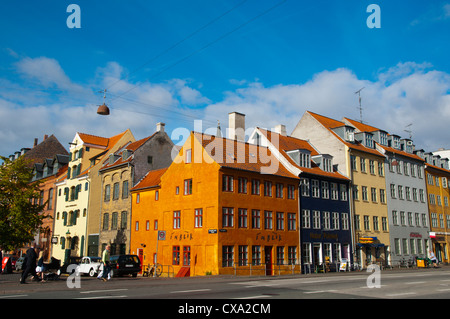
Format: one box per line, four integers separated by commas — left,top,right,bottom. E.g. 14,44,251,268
298,177,303,274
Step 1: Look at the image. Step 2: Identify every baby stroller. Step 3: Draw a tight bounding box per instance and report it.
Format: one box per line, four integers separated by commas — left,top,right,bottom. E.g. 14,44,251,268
42,257,61,280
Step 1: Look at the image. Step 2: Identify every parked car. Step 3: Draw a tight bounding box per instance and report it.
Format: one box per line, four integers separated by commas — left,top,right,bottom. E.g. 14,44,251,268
59,256,82,275
109,255,141,277
79,256,102,277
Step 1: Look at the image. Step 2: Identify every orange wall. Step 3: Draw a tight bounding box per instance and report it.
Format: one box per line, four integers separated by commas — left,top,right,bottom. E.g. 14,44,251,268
130,133,300,276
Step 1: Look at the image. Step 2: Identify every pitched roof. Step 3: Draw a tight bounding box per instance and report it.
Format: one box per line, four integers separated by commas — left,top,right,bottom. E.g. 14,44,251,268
193,132,298,180
77,130,128,149
131,167,168,191
307,111,385,158
22,134,68,167
257,128,349,181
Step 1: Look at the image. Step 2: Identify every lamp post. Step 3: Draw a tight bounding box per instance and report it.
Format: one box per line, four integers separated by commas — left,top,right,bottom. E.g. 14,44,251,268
97,89,110,115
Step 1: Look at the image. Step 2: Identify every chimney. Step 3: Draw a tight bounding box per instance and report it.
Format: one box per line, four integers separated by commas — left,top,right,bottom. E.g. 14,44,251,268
34,138,38,147
228,112,245,142
43,134,48,141
274,124,287,136
156,122,165,133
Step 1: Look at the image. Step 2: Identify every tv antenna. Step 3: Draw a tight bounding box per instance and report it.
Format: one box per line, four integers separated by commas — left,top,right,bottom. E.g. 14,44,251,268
355,87,365,123
404,123,413,139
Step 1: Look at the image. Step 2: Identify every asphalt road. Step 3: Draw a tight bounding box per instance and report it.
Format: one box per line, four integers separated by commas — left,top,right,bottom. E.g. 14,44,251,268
2,266,450,300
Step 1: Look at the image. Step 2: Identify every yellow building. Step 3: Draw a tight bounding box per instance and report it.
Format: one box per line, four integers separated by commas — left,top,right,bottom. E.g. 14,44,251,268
292,111,389,268
52,130,133,263
130,131,300,276
422,151,450,262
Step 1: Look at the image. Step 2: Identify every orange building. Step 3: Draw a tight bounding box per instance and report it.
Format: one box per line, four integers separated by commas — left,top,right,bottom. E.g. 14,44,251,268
130,131,300,276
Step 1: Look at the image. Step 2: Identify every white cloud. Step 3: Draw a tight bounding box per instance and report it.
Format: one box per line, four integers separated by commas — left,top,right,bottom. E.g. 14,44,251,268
203,64,450,152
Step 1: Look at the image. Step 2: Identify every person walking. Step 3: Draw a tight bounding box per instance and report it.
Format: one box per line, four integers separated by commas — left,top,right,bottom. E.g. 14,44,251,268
429,250,438,268
101,245,111,282
36,251,46,282
20,244,39,284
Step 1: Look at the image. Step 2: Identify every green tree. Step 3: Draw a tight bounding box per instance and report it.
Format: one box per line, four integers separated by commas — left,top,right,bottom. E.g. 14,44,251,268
0,156,47,250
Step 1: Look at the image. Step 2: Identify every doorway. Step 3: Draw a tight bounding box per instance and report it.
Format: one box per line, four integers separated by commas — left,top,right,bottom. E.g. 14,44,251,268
265,246,272,276
137,248,144,274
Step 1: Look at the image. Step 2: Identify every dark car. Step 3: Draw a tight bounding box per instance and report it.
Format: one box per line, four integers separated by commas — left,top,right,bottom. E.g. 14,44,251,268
109,255,141,277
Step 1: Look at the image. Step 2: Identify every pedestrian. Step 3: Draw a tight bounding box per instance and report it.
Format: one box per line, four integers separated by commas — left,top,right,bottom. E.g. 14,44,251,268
20,244,39,284
429,250,438,268
101,245,111,282
36,251,46,282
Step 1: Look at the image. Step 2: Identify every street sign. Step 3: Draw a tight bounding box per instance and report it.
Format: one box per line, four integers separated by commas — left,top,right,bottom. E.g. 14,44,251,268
158,230,166,241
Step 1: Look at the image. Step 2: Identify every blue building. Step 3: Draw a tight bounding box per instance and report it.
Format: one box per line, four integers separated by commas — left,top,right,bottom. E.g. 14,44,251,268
249,126,352,272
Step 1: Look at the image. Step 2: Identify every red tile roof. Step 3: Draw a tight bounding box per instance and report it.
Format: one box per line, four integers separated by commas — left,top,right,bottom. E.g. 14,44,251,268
131,167,168,191
257,128,349,181
193,132,299,180
307,111,385,158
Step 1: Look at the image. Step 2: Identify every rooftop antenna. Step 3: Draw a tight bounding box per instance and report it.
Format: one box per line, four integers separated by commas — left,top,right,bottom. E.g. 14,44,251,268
355,87,365,123
404,123,413,139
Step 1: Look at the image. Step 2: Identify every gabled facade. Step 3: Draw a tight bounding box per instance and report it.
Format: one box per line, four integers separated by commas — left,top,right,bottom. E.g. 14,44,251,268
292,111,389,268
249,126,352,272
343,118,431,265
52,130,133,263
98,123,174,256
130,131,300,276
421,152,450,263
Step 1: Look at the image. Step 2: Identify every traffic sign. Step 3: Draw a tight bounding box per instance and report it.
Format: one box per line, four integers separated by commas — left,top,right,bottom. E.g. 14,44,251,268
158,230,166,241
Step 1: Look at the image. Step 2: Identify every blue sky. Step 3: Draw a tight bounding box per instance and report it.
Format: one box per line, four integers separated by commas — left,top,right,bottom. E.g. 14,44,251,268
1,0,450,157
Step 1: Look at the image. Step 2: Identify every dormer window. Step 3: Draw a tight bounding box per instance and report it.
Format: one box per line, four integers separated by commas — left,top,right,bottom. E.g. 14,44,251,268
344,127,355,142
379,132,388,146
365,133,374,148
312,154,333,172
286,149,311,168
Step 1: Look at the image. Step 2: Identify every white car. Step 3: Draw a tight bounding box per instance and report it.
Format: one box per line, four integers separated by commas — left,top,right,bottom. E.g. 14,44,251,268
78,256,102,277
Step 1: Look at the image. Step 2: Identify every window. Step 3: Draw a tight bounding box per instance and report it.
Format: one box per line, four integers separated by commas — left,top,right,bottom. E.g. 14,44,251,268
238,246,248,266
364,215,370,230
300,178,310,197
323,211,331,230
288,247,297,265
136,193,140,204
121,211,127,229
378,162,384,176
398,185,404,200
392,211,398,225
135,221,139,231
351,155,357,171
287,185,295,199
331,183,339,200
311,179,320,198
184,179,192,195
287,213,296,231
113,182,120,200
146,220,150,231
380,189,386,203
362,186,368,201
264,181,272,197
360,157,366,173
183,246,191,266
155,190,159,201
104,185,111,202
222,175,233,192
382,217,388,232
312,210,320,229
371,187,377,202
332,212,340,230
321,181,329,199
264,211,273,229
373,216,379,231
252,210,260,229
185,149,192,164
252,246,261,265
103,213,109,230
400,211,406,226
173,246,180,265
122,180,129,198
340,184,348,201
238,177,247,194
222,246,234,267
173,211,181,229
302,209,311,229
277,247,285,265
276,183,284,198
251,179,260,195
222,207,234,227
342,213,349,230
238,208,247,228
111,212,118,230
276,212,284,230
48,188,54,210
369,160,375,174
195,208,203,228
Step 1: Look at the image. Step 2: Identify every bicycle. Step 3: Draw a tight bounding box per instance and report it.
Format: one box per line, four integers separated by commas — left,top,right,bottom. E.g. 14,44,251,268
143,263,163,277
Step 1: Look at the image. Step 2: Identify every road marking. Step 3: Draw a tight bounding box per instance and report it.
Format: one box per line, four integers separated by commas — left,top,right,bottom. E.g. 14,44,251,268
234,295,272,299
0,294,28,298
77,295,127,299
170,289,211,294
405,281,426,285
80,288,128,294
386,292,416,297
436,288,450,292
304,290,337,294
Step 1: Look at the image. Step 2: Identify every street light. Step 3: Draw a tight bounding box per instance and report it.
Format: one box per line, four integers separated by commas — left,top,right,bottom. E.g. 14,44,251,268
97,89,110,115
